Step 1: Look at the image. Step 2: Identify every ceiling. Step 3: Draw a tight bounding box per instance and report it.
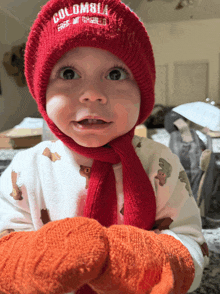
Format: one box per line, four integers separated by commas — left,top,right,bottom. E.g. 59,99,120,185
0,0,219,33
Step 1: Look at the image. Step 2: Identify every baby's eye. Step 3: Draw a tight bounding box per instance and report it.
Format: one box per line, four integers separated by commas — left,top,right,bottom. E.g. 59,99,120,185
59,67,80,80
107,68,128,81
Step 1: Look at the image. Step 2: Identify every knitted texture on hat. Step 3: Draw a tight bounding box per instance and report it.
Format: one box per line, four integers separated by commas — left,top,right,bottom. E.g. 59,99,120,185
25,0,155,126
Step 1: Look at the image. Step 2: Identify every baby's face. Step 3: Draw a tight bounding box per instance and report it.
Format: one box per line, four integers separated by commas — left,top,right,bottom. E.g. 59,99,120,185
46,47,141,147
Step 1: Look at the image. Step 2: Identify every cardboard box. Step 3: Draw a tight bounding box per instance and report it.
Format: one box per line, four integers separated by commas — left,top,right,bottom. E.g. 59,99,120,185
0,128,13,149
0,128,42,149
135,124,147,138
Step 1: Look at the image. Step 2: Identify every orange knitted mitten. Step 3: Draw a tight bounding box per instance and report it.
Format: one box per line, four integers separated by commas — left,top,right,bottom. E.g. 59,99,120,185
89,225,195,294
0,217,108,294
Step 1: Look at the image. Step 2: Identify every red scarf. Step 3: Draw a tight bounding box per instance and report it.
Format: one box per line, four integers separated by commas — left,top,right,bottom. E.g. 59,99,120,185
71,127,156,293
83,129,156,229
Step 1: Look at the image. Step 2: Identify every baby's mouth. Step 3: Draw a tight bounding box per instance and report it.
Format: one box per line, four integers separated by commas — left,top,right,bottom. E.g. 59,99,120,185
73,118,113,131
77,119,108,125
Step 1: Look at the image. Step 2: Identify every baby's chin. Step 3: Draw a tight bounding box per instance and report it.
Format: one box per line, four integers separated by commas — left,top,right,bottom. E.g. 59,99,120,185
75,139,111,148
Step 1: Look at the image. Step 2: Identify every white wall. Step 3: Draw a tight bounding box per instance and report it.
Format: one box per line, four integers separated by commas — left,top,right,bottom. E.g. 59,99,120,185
142,18,220,105
0,12,40,133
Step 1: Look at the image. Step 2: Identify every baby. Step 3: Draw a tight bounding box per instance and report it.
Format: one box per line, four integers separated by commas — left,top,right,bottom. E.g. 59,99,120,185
0,0,209,293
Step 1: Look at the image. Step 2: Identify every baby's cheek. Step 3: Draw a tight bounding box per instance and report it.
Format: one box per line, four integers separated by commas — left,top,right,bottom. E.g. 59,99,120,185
114,102,128,116
45,98,57,119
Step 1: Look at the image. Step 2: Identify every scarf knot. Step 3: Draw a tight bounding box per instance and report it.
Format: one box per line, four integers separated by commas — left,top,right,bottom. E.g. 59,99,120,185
83,130,156,230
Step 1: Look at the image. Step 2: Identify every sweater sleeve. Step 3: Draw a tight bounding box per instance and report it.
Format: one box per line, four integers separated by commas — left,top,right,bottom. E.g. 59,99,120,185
0,152,34,235
147,142,210,293
0,154,108,294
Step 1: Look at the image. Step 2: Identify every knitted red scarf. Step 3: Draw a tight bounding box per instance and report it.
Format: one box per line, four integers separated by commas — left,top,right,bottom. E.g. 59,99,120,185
83,129,156,229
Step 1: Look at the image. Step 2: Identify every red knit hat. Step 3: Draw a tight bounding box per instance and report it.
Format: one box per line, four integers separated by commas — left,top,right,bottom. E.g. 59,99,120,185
25,0,155,126
25,0,156,231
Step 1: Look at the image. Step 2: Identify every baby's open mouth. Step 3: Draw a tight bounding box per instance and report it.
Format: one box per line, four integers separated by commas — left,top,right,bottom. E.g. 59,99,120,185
77,119,108,125
73,118,112,131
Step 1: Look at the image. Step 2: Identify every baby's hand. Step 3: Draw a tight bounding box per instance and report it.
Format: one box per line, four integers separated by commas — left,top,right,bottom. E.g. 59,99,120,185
89,225,172,294
0,217,109,294
89,224,194,294
33,217,109,292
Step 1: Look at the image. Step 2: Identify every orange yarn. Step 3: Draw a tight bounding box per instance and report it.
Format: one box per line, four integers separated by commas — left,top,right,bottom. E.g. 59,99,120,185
0,217,108,294
0,219,195,294
89,225,195,294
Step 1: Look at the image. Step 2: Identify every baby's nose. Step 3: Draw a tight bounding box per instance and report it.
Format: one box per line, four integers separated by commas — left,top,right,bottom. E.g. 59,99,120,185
79,85,107,104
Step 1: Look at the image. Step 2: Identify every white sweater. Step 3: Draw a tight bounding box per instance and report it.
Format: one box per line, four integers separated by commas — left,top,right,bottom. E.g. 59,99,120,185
0,135,209,293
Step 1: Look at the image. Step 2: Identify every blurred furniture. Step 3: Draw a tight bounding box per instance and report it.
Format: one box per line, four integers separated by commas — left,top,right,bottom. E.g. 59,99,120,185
3,43,26,87
134,124,147,138
198,132,220,222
